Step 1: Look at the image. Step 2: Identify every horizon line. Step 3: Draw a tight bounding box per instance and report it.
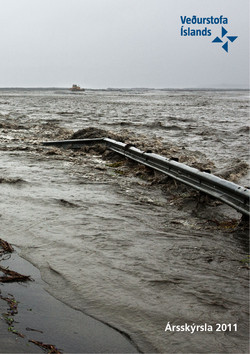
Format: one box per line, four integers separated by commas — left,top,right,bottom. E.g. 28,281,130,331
0,86,249,90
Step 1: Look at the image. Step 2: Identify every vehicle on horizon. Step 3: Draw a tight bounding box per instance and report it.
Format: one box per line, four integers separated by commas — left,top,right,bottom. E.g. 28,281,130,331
70,84,85,92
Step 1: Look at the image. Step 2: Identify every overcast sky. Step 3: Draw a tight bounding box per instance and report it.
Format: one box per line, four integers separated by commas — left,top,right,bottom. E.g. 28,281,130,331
0,0,249,88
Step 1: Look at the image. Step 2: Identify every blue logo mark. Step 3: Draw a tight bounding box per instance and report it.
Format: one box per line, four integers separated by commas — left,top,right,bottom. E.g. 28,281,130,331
212,26,238,52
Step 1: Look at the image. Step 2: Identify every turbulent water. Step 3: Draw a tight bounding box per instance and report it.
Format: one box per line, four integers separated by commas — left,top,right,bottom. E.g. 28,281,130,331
0,89,249,353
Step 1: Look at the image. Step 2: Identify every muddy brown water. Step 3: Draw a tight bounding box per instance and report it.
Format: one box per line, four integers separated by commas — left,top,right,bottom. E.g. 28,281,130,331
0,89,249,353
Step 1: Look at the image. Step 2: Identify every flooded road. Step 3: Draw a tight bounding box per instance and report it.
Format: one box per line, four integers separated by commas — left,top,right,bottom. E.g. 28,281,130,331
0,89,249,353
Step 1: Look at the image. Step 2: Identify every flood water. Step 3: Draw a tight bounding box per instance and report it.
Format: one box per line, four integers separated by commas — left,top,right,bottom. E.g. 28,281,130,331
0,89,249,353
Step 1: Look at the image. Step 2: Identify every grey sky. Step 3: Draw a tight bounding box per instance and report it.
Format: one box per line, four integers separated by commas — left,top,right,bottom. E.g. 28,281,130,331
0,0,249,88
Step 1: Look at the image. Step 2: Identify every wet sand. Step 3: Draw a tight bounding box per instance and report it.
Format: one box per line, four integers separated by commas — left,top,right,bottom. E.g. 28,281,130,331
0,249,138,353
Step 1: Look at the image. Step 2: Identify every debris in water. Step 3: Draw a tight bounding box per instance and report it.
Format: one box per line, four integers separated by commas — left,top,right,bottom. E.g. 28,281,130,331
0,294,19,315
26,327,44,333
69,127,215,170
208,219,239,230
1,293,25,338
29,339,62,354
0,238,14,253
0,265,31,283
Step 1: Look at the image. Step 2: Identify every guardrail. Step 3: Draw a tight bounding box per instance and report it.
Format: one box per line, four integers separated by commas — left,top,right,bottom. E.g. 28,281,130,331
43,137,250,217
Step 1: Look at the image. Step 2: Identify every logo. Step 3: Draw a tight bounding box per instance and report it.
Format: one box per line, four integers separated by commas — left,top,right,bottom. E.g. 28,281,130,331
212,26,238,52
180,15,238,53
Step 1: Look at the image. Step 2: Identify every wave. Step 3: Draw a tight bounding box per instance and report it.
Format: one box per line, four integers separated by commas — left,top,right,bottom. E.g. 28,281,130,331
0,176,27,184
56,111,82,115
215,160,249,183
144,121,183,130
237,126,249,133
